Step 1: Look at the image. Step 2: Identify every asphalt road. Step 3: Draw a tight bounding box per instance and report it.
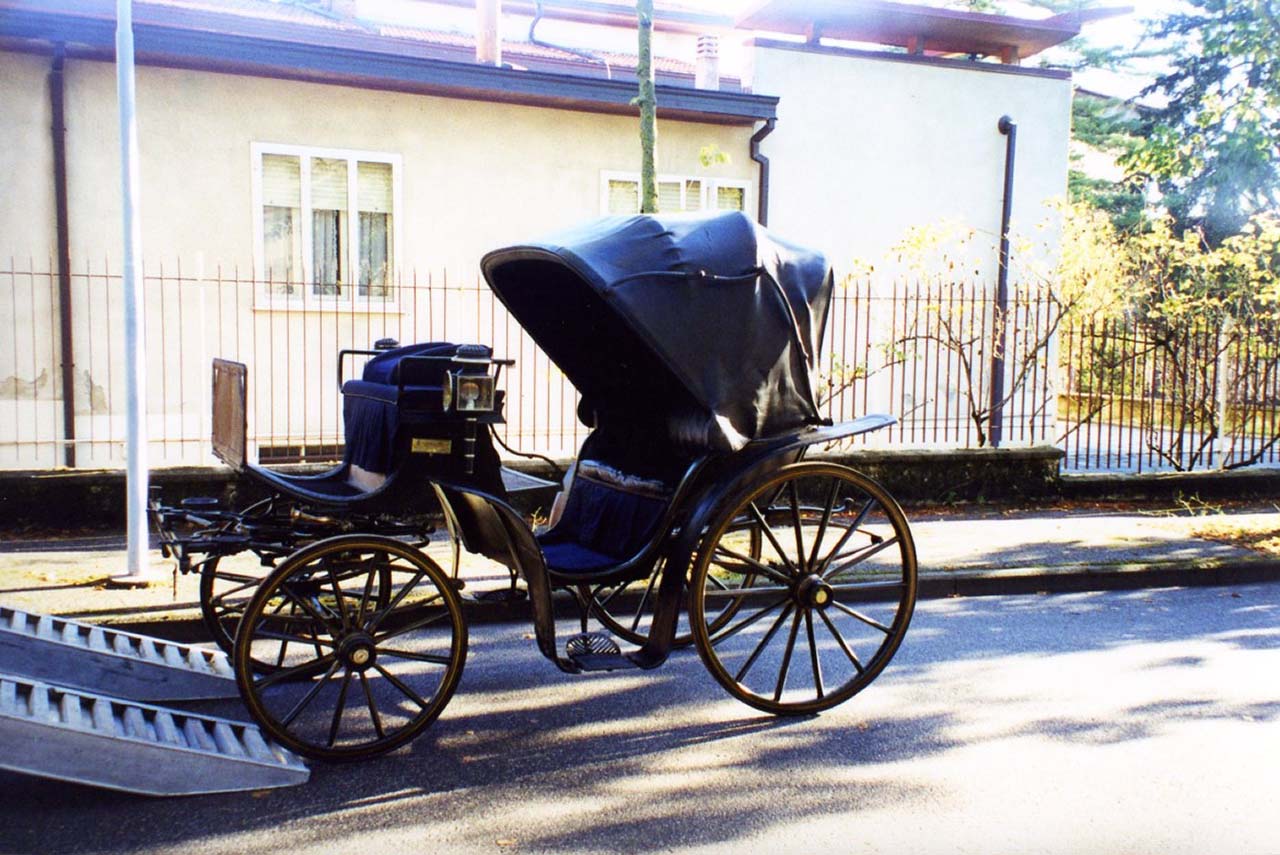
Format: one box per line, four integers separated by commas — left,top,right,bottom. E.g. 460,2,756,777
2,582,1278,855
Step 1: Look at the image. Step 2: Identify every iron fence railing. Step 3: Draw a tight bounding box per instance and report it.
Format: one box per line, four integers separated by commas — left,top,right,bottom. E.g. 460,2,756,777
3,257,1278,473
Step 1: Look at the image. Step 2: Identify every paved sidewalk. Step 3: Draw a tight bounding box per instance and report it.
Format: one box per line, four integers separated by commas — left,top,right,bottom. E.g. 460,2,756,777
0,501,1277,639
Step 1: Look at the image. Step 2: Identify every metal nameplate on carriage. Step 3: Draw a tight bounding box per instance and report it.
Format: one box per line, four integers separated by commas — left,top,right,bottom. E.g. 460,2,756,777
412,438,452,455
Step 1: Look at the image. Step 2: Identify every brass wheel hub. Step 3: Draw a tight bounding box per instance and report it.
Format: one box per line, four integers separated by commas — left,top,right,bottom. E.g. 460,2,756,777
795,574,833,610
339,632,378,671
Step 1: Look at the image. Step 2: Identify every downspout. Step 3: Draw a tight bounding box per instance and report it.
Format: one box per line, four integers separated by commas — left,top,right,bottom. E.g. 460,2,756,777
987,114,1016,448
749,117,775,226
50,45,76,467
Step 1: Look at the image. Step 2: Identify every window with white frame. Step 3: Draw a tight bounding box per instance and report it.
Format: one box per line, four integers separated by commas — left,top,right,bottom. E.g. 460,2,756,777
253,144,401,301
602,172,750,216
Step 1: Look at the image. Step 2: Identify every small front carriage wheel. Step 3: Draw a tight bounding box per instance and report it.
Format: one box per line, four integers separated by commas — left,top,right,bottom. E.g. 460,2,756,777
690,463,917,715
234,535,467,761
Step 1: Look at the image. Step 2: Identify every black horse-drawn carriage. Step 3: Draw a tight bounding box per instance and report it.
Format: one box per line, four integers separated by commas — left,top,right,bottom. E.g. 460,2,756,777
152,211,917,761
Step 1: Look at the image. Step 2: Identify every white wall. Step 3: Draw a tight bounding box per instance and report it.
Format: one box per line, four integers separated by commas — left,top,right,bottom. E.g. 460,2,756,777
750,43,1073,280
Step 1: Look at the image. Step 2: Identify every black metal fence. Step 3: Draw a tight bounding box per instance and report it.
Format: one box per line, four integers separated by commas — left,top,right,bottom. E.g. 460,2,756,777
2,257,1277,472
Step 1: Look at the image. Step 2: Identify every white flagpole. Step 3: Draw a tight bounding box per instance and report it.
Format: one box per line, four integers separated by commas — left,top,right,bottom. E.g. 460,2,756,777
111,0,155,585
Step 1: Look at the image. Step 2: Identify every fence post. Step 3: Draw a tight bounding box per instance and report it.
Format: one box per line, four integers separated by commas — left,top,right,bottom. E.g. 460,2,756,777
988,115,1017,448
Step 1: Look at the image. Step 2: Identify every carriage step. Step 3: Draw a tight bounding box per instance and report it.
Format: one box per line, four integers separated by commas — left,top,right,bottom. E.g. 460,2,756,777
0,606,238,701
567,652,640,672
0,673,309,795
565,632,620,657
565,632,638,671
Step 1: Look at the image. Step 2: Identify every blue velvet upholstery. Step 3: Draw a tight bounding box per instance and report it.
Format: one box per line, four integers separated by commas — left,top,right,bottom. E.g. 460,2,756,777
362,342,456,385
537,462,671,575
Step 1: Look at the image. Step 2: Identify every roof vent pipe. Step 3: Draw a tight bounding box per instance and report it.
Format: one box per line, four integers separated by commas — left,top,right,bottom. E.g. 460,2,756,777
476,0,501,66
695,34,719,90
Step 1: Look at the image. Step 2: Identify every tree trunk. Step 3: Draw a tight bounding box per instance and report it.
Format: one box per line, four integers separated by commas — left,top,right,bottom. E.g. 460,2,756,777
636,0,657,213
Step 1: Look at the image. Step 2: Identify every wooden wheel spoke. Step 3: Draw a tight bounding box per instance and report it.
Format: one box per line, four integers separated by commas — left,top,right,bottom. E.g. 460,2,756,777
702,583,786,601
807,478,841,573
255,652,337,689
773,609,803,702
822,536,900,580
323,556,351,631
252,629,336,649
276,584,342,634
828,600,894,634
279,659,342,727
379,648,453,666
815,498,875,576
710,596,788,645
367,570,428,631
374,603,448,643
818,608,865,674
326,668,354,748
359,670,385,740
371,663,429,711
733,603,794,683
357,559,380,626
712,545,791,585
748,502,800,577
805,609,824,699
788,482,807,573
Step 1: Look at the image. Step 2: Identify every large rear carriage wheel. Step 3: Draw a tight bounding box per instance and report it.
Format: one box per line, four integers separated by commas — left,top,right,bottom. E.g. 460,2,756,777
690,463,916,715
234,536,467,761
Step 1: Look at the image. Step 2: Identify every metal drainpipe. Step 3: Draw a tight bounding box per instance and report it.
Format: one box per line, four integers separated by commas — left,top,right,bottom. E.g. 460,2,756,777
987,114,1016,448
50,45,76,468
749,117,776,226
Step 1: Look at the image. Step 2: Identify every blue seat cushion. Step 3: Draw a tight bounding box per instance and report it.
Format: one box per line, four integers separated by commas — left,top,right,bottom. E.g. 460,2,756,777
539,541,618,574
537,461,670,574
362,342,457,385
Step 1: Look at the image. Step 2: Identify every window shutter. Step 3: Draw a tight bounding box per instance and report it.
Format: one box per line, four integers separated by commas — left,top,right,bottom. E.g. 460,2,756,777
685,179,703,211
358,161,393,213
657,180,682,212
262,154,300,207
716,185,745,211
311,157,348,210
607,179,639,214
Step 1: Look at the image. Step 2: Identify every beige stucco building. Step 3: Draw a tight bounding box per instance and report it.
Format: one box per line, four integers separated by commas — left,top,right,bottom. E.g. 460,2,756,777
0,0,1089,468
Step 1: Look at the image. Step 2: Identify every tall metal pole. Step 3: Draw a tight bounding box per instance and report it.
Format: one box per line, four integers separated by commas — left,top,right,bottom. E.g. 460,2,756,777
987,114,1016,448
112,0,154,585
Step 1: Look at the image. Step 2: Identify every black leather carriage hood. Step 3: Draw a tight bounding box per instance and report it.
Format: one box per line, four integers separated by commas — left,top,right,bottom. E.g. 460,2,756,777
480,211,833,452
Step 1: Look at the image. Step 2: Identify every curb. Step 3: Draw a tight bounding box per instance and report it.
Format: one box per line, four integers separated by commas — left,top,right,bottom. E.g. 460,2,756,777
88,556,1280,643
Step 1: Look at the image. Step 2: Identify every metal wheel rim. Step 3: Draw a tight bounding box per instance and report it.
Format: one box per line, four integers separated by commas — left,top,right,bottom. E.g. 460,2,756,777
690,463,917,715
234,536,467,761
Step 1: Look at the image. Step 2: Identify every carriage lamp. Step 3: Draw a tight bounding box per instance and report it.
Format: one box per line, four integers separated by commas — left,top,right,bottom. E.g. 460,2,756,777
442,370,496,413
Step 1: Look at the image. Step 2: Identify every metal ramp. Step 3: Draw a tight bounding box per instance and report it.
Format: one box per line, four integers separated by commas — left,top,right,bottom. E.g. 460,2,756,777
0,606,237,701
0,674,308,795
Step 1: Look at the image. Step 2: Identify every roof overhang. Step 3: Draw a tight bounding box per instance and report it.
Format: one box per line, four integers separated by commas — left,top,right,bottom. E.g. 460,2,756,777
738,0,1129,63
0,0,776,125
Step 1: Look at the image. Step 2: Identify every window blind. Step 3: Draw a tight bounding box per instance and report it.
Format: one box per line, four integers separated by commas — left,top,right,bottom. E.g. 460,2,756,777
716,185,745,211
311,157,348,210
262,154,300,207
608,179,639,214
357,162,393,213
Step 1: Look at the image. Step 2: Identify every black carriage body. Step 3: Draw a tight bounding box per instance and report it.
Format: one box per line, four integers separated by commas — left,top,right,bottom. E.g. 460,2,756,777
221,212,916,761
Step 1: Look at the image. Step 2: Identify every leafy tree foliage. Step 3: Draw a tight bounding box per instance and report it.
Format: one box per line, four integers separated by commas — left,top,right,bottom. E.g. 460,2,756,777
1124,0,1280,244
1068,95,1148,231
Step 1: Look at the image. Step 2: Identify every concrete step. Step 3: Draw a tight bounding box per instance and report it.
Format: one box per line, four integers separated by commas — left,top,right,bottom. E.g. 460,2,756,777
0,605,236,701
0,673,308,795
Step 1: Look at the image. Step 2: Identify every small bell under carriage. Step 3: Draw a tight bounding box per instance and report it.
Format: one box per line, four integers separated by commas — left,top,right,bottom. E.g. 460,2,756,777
151,212,919,762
